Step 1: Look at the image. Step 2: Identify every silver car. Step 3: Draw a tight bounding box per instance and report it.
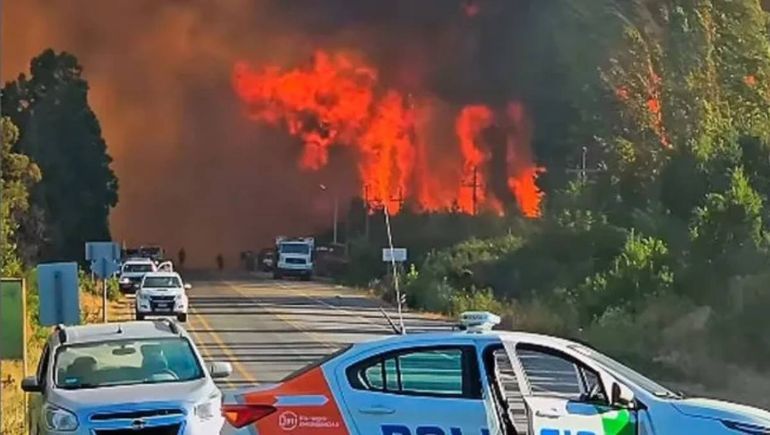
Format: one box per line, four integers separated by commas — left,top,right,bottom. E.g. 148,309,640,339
22,319,232,435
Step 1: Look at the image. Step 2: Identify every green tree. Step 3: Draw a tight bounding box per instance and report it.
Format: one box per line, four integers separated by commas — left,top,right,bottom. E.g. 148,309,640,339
2,49,119,262
1,117,42,275
574,231,675,322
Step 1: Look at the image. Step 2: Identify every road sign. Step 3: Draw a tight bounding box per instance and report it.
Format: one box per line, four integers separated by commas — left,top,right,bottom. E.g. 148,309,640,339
85,241,121,262
90,257,121,279
382,248,408,263
38,262,80,326
0,279,26,360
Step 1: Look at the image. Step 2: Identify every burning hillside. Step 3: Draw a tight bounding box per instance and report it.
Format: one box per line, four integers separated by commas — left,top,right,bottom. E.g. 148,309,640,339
233,50,542,217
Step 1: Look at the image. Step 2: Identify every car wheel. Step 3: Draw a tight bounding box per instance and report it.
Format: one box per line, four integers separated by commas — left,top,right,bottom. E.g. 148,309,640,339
177,313,188,323
136,312,145,321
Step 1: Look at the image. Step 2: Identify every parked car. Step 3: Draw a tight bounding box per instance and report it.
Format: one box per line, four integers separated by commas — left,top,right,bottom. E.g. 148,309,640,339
22,319,232,435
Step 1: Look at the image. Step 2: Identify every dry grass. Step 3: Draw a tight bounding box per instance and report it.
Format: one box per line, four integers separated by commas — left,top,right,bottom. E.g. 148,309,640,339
1,291,129,435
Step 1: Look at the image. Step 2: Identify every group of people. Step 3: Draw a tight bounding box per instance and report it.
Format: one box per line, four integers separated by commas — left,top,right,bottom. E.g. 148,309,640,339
176,248,225,271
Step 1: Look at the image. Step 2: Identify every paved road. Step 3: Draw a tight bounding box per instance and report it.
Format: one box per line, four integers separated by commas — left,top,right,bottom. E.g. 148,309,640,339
183,273,449,390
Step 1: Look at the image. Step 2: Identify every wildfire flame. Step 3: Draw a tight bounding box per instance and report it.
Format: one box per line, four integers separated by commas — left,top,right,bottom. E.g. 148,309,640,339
232,50,542,217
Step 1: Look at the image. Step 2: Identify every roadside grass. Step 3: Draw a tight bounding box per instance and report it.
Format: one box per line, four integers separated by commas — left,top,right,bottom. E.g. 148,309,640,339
1,279,125,435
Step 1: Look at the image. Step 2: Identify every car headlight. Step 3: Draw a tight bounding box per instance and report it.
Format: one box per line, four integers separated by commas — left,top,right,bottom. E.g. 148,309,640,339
43,404,78,432
119,277,130,284
194,393,221,421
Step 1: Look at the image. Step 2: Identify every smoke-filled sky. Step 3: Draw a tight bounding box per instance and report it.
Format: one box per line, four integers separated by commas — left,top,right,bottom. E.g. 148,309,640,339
3,0,532,266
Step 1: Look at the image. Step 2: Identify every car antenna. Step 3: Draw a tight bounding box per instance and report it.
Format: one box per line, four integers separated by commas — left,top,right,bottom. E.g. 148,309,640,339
383,203,406,335
116,324,123,334
380,308,405,335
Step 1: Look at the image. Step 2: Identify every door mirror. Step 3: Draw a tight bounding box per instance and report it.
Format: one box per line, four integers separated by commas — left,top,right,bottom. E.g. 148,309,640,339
209,361,232,379
184,284,192,290
21,377,41,393
611,382,636,408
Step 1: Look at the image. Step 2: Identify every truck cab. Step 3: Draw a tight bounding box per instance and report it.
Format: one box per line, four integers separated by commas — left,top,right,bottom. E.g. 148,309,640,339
273,237,314,280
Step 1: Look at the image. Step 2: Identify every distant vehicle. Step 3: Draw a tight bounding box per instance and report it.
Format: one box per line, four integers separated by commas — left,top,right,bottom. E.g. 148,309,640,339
274,236,314,280
118,258,157,293
135,272,191,322
139,245,165,262
223,311,770,435
22,319,232,435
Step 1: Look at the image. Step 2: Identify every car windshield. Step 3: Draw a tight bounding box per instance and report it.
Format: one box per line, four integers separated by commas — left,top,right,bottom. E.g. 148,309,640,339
143,276,181,288
54,337,203,390
123,264,154,273
280,243,310,255
570,345,679,398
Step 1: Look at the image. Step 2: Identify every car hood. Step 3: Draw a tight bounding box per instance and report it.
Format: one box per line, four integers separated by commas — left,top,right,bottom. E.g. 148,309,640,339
51,378,212,410
673,398,770,426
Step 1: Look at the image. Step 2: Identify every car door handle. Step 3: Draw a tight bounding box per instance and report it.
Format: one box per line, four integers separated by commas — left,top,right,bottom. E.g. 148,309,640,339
359,406,396,415
535,410,561,419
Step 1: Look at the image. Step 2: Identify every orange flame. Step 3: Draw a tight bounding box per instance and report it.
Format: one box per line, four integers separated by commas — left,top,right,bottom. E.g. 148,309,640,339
232,50,542,217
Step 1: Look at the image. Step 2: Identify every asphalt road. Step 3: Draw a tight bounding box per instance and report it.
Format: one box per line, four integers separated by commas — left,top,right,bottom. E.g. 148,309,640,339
183,272,449,390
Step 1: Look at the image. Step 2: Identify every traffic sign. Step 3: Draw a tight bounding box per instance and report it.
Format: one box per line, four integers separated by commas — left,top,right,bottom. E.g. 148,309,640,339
38,262,80,326
90,257,121,279
86,241,121,279
382,248,408,263
85,241,120,262
0,279,26,360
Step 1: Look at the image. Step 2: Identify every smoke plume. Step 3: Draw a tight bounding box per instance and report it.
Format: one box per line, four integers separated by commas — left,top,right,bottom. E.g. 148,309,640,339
3,0,540,266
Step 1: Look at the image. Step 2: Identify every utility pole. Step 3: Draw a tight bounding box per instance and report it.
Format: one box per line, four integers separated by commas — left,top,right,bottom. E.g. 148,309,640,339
390,189,405,212
364,184,371,241
462,166,482,215
319,184,338,244
566,146,601,183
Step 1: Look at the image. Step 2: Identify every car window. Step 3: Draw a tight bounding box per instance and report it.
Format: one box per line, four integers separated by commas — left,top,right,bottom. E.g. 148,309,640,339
348,346,480,399
516,344,604,402
123,263,154,273
143,276,181,288
54,337,203,390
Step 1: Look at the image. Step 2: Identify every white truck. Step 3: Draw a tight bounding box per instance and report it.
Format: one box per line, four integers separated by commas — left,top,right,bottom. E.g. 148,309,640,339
273,236,314,280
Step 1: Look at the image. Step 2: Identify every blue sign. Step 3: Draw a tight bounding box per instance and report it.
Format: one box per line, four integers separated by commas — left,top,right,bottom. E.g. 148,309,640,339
38,262,80,326
86,241,121,279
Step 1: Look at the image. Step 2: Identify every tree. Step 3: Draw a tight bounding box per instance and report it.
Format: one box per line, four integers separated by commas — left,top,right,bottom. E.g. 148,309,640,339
2,50,119,262
1,117,42,275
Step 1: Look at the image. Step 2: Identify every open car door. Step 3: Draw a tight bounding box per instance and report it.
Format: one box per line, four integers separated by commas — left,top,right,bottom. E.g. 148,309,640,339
499,339,638,435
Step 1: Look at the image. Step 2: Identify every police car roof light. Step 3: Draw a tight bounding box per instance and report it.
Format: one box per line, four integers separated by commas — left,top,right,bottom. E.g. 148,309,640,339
459,311,501,333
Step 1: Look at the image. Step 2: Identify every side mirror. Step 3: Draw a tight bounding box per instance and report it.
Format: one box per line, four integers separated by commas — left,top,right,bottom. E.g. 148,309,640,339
184,284,192,290
21,377,41,393
209,361,232,379
611,382,636,408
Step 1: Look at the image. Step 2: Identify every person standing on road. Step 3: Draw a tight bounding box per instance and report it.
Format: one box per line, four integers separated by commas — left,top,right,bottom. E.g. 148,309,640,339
216,254,224,272
178,248,186,269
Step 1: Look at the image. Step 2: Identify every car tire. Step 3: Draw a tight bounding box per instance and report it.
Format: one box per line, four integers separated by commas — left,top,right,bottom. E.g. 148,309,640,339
177,313,188,323
136,312,145,321
273,271,282,280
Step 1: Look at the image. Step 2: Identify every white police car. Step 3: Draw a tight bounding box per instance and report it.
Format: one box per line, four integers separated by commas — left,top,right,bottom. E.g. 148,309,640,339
223,312,770,435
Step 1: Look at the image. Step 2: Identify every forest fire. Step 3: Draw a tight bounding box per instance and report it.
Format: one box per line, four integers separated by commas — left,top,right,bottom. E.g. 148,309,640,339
233,50,542,217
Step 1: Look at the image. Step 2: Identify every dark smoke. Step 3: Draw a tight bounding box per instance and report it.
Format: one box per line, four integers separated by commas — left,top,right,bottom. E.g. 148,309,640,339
2,0,532,266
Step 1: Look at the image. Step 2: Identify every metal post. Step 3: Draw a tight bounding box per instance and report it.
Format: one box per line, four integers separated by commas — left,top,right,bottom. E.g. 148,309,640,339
101,258,108,323
333,196,339,245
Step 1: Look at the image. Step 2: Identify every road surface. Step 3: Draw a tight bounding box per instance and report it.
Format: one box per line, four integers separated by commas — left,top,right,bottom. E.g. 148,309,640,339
183,272,448,389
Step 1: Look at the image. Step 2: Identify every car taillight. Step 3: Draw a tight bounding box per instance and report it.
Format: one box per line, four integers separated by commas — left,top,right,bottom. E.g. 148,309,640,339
222,404,276,429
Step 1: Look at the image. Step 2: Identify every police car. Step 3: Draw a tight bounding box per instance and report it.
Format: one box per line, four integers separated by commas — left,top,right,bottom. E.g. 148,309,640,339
223,312,770,435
